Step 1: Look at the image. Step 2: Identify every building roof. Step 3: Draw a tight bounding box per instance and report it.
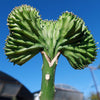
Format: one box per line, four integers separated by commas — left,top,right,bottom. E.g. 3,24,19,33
0,71,19,84
0,71,32,98
55,84,79,92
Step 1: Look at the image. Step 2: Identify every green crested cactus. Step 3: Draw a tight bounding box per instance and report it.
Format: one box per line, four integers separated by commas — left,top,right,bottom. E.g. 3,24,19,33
5,5,97,100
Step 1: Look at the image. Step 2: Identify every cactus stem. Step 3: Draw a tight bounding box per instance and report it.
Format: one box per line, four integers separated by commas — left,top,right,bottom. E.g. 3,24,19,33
41,51,60,67
45,74,50,80
49,52,60,67
39,91,42,97
40,54,56,100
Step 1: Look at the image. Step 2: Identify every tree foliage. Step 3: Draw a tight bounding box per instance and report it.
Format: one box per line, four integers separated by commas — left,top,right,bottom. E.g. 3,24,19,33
89,93,99,100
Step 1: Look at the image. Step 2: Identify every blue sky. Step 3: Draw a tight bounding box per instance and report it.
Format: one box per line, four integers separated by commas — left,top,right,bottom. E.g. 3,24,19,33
0,0,100,98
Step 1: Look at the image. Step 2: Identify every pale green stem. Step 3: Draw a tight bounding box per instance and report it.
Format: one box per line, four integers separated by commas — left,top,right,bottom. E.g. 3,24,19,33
39,54,57,100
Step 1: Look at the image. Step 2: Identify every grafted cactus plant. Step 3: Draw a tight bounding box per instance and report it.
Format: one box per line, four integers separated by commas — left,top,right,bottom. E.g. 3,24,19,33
5,5,97,100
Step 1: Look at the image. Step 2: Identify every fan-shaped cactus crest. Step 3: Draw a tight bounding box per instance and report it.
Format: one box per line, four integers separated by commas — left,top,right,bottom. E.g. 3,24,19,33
5,5,97,100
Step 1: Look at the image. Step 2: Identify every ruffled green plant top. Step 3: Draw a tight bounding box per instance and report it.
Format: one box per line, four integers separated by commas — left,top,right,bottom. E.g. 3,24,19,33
5,5,97,69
